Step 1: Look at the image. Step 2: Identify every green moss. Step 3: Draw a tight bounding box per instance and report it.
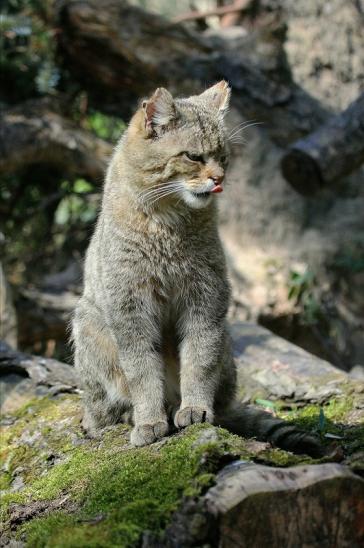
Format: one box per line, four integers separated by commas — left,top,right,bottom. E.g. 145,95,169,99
0,471,12,490
2,387,363,547
1,395,82,501
2,398,254,547
257,447,316,467
16,424,248,547
278,390,364,458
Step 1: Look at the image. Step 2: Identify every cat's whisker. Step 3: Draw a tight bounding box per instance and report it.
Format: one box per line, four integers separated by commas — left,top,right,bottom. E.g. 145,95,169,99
227,119,258,138
137,183,167,198
228,121,263,140
147,191,180,208
137,180,181,197
140,179,184,193
228,135,246,142
228,119,261,131
228,121,249,135
146,184,185,208
143,184,183,201
229,138,246,145
140,187,184,203
138,182,184,201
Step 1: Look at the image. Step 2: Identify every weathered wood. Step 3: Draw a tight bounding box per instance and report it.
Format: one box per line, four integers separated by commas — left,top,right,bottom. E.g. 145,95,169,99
208,461,364,547
231,321,348,403
0,99,112,181
281,92,364,195
162,461,364,547
0,340,78,413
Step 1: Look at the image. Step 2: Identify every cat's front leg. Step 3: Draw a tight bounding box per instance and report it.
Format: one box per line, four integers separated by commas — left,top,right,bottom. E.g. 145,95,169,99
118,339,169,446
175,313,224,428
110,310,169,446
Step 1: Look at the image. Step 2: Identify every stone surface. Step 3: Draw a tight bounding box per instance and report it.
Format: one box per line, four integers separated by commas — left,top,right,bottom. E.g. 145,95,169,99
231,322,347,403
0,341,78,413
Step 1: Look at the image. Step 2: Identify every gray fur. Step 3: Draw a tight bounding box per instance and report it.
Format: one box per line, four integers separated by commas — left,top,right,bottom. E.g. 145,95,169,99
72,83,322,456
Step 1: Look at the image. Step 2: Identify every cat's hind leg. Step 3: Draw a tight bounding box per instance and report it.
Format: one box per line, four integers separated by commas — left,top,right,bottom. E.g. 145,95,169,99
72,301,131,436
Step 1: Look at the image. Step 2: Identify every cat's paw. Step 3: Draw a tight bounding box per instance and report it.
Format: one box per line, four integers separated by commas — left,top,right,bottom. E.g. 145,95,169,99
174,406,213,428
130,421,169,447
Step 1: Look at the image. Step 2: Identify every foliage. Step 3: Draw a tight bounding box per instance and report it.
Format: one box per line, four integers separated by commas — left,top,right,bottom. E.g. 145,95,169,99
84,111,126,142
0,1,58,103
332,243,364,274
0,173,100,279
287,268,322,325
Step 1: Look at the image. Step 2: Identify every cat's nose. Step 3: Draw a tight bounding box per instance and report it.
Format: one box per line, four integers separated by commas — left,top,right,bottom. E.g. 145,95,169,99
210,175,224,194
211,175,224,186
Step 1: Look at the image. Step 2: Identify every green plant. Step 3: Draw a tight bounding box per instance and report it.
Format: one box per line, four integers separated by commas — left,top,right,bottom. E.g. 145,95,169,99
332,244,364,274
0,2,58,103
84,111,126,142
287,268,321,325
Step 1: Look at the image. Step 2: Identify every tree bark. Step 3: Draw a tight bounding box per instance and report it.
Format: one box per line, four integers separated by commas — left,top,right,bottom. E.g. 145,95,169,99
162,461,364,547
281,92,364,195
0,99,112,181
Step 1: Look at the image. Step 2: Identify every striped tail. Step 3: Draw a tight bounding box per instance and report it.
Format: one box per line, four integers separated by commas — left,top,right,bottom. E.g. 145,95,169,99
217,403,323,458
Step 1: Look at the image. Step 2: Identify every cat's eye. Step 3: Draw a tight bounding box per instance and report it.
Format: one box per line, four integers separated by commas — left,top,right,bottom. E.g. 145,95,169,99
184,152,205,163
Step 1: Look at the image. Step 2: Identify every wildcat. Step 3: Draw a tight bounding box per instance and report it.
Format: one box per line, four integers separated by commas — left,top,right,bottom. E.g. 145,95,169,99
72,82,321,455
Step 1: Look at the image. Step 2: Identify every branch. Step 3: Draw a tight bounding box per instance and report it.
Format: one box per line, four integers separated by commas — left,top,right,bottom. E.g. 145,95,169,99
281,92,364,195
0,99,112,182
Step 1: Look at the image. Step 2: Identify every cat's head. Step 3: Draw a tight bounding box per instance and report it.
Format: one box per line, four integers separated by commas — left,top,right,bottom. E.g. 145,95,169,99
124,81,231,210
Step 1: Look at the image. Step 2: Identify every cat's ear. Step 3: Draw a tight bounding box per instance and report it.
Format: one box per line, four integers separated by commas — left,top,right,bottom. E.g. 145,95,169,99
199,81,231,116
142,88,176,136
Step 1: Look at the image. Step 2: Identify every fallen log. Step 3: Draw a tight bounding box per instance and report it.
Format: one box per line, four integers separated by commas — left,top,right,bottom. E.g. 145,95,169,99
0,99,112,181
0,340,78,413
281,92,364,195
230,322,348,404
162,461,364,547
55,0,327,144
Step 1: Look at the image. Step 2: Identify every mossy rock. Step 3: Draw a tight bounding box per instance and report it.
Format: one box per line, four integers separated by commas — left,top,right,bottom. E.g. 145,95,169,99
1,388,363,547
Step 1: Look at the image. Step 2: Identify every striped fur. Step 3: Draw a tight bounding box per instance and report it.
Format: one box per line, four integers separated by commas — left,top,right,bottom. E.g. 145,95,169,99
72,82,322,456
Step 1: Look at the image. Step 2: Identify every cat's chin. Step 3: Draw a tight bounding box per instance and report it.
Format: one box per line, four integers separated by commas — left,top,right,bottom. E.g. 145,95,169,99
181,190,213,209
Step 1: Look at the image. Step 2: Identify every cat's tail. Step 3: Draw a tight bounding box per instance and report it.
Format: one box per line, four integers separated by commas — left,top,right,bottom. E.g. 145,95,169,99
217,403,323,458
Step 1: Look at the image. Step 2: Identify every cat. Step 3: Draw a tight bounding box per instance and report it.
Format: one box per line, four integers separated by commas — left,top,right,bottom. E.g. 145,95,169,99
72,81,321,456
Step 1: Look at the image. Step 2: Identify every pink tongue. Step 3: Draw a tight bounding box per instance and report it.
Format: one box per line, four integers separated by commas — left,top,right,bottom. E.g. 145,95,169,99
210,185,223,194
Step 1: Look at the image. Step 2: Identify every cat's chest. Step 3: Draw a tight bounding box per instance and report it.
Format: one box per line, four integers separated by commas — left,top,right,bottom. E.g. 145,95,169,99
136,223,199,275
